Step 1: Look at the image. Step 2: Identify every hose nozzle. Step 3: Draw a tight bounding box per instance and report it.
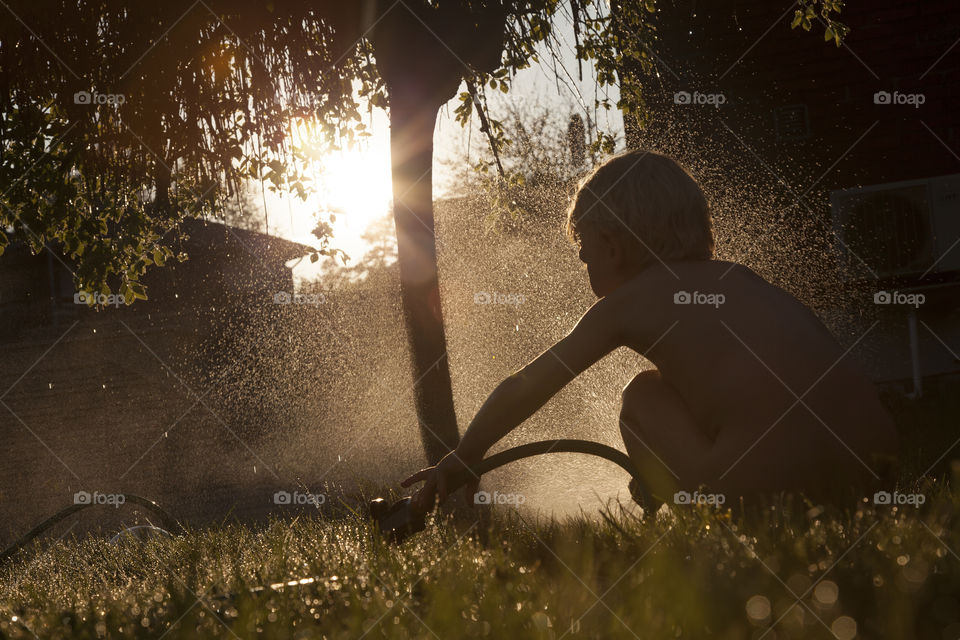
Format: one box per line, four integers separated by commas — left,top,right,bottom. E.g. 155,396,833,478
369,497,426,542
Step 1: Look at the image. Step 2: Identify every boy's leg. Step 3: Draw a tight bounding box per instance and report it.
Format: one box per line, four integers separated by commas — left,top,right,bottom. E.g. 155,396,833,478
619,370,716,503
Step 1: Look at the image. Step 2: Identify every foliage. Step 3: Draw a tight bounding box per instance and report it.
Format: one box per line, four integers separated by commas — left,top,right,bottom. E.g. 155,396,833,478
793,0,851,45
0,1,849,304
1,483,957,638
443,97,592,229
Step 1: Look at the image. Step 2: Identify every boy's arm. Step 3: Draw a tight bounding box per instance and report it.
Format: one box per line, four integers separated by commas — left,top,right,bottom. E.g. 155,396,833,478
402,295,624,508
457,296,624,459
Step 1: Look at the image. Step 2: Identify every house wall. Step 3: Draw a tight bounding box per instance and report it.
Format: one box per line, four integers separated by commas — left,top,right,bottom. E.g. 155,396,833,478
639,0,959,188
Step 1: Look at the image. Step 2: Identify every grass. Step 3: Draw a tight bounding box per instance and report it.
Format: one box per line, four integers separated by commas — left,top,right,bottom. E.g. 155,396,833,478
3,384,958,639
2,483,960,639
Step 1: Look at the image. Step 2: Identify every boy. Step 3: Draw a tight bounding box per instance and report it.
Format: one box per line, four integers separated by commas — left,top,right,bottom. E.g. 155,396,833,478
402,150,898,510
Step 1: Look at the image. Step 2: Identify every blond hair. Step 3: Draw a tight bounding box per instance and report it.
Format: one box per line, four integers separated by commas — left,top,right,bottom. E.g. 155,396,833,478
565,150,714,264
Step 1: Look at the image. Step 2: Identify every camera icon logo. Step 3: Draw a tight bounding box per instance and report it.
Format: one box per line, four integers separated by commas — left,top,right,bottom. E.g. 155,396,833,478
74,91,92,104
874,291,892,304
474,292,492,305
673,490,691,504
273,490,291,505
674,291,692,304
273,291,291,304
74,490,91,504
873,91,891,105
74,291,92,305
873,491,892,505
673,91,692,104
474,490,492,505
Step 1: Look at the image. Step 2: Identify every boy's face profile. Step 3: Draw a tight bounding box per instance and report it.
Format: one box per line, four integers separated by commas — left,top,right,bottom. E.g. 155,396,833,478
578,227,633,298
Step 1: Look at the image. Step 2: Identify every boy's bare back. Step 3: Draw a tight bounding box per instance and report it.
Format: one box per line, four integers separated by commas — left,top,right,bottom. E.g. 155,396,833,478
607,259,898,499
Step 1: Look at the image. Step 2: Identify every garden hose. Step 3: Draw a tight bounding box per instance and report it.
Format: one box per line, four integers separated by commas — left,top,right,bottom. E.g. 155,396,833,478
370,438,656,541
0,493,185,564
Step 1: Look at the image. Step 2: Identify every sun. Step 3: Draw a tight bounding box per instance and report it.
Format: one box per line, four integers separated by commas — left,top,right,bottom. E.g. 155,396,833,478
278,112,395,270
318,146,395,260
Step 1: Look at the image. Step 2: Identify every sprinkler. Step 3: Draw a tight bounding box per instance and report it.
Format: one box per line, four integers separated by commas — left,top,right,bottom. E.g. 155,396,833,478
369,438,656,542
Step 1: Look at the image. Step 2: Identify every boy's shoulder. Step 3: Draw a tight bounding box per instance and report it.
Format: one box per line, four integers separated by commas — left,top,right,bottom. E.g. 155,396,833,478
601,259,781,328
621,259,758,294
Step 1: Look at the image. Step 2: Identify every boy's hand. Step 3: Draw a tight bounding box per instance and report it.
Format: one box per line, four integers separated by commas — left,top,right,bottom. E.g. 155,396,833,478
401,449,483,513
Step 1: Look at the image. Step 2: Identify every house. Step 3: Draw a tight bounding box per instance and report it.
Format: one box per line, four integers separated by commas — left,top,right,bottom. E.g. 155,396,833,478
0,218,314,546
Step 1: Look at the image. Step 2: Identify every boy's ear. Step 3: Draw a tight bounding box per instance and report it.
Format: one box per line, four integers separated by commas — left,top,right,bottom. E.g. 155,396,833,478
598,228,625,265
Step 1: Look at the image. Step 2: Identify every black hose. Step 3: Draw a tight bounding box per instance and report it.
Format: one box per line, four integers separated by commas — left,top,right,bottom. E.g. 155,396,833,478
449,438,656,509
0,494,185,564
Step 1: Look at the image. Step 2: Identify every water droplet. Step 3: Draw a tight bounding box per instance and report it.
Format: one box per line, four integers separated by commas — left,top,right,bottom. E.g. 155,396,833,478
814,580,839,605
745,595,770,621
831,616,857,640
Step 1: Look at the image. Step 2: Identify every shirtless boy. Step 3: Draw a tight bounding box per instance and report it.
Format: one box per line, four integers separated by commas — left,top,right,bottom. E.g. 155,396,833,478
403,150,898,510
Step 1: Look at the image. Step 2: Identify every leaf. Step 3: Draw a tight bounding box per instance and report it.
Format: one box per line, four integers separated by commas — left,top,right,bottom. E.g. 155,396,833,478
129,281,147,300
310,252,319,263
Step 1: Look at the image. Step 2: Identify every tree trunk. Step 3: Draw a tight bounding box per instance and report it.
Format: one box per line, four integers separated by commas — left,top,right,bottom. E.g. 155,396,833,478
368,0,507,464
389,89,460,464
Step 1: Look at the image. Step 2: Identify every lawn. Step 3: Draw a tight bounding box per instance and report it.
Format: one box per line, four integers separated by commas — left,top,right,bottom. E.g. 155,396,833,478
2,483,959,639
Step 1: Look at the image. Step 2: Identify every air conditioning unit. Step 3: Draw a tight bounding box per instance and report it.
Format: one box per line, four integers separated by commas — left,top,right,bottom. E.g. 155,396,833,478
830,174,960,280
